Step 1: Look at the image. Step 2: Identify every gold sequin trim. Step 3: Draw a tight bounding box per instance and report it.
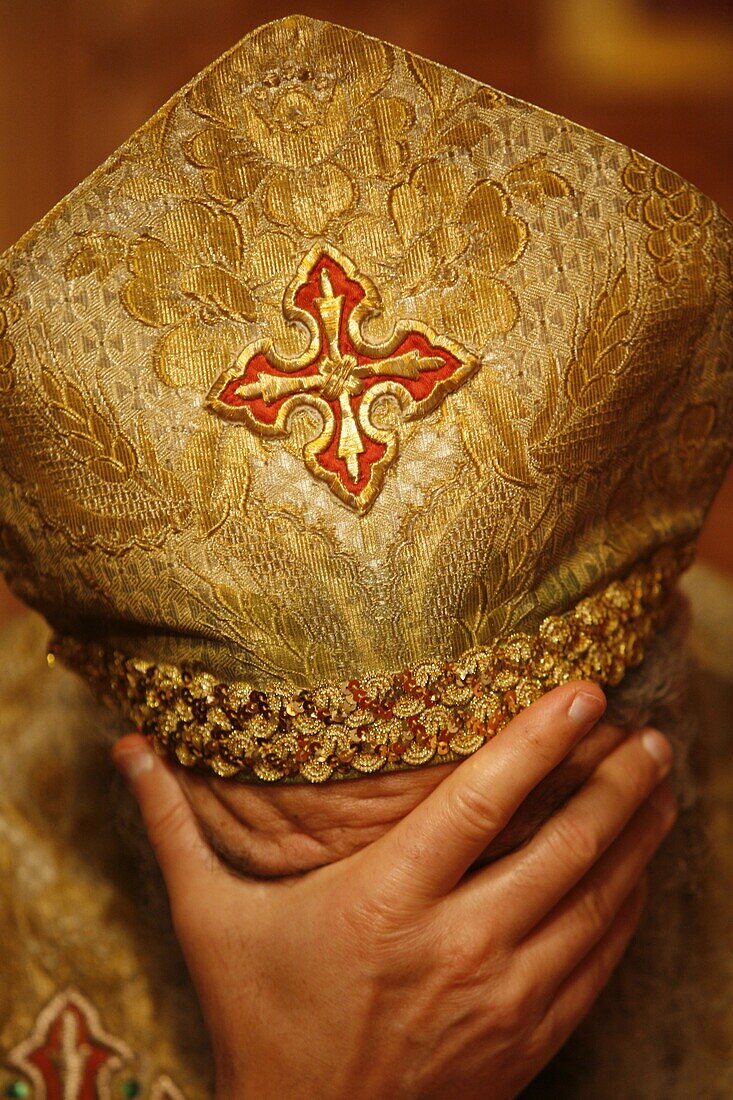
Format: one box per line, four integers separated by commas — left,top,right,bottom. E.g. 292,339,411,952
49,542,694,783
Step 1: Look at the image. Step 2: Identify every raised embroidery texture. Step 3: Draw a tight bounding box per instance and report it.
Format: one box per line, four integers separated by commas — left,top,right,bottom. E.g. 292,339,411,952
50,542,692,783
622,150,713,285
0,270,17,394
0,14,731,762
207,245,479,512
3,989,185,1100
184,20,408,218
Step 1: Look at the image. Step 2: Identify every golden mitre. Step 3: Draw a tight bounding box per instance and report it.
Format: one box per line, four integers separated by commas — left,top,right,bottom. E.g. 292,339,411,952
0,14,731,783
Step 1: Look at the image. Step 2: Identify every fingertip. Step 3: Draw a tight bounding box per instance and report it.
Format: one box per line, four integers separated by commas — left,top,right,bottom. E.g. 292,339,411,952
519,681,606,742
113,732,149,758
565,681,607,727
527,680,606,721
577,680,607,708
640,728,673,775
112,733,156,783
114,731,148,751
111,733,214,893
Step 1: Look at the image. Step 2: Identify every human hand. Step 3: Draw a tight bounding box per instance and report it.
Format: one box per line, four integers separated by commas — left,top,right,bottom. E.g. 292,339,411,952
113,681,676,1100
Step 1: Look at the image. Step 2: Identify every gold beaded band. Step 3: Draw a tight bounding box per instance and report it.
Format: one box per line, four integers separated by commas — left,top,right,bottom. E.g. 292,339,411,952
49,542,694,784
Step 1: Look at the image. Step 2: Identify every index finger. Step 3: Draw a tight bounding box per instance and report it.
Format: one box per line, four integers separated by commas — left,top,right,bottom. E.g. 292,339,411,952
360,681,607,903
113,734,217,905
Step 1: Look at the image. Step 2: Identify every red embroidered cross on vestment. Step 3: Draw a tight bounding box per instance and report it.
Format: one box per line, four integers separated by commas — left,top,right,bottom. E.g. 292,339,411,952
207,245,479,514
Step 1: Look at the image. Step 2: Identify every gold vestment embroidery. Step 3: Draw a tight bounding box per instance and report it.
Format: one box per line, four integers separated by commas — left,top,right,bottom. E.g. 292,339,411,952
50,543,692,783
207,244,479,512
0,15,730,784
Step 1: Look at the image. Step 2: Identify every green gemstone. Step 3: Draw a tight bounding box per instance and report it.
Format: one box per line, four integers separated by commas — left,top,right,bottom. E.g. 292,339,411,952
5,1083,30,1099
121,1082,141,1099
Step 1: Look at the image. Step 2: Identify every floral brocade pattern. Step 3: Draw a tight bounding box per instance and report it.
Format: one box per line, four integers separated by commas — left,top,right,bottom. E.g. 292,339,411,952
0,15,732,781
0,270,18,393
622,151,714,286
50,544,692,783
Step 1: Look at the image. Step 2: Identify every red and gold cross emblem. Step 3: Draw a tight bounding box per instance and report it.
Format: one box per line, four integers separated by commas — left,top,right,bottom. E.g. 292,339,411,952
5,988,186,1099
207,245,479,514
5,988,131,1099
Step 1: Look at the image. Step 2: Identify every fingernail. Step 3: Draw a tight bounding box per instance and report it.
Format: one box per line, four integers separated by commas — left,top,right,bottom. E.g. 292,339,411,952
115,748,154,782
641,729,673,775
567,690,605,726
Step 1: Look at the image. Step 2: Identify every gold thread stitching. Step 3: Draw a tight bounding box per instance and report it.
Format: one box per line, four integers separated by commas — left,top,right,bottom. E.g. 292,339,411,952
49,541,694,784
205,243,480,514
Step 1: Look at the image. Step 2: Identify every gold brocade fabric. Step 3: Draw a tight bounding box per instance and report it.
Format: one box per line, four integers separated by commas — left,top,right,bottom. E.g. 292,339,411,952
0,15,732,781
0,613,211,1100
50,543,692,782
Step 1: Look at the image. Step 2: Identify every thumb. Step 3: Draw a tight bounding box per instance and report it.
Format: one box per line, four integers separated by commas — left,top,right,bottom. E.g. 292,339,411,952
112,734,214,903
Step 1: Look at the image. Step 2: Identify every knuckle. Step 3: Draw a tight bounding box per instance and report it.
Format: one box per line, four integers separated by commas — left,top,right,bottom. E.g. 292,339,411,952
341,891,438,978
341,884,394,937
491,977,540,1042
505,854,545,900
442,931,488,991
521,721,562,772
548,811,603,871
446,781,502,842
577,881,613,934
493,996,525,1040
341,874,422,947
146,799,190,854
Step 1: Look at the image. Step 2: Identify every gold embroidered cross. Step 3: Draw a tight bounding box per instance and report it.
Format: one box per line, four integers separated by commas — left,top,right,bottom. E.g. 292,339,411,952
207,244,478,514
5,989,132,1098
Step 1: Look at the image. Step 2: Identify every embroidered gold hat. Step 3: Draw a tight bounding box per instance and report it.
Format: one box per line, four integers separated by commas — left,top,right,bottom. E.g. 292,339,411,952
1,15,732,783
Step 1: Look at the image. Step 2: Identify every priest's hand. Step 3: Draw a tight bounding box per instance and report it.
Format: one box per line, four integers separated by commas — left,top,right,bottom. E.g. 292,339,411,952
113,681,676,1100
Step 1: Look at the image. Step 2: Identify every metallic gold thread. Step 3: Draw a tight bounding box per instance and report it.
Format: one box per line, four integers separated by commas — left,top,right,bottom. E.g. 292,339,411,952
49,542,693,784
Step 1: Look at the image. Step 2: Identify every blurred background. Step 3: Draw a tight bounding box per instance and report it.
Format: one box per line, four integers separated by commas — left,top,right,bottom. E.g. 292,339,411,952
1,0,732,623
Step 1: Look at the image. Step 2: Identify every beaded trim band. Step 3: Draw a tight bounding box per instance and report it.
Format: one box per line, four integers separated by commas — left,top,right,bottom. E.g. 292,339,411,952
49,542,694,783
